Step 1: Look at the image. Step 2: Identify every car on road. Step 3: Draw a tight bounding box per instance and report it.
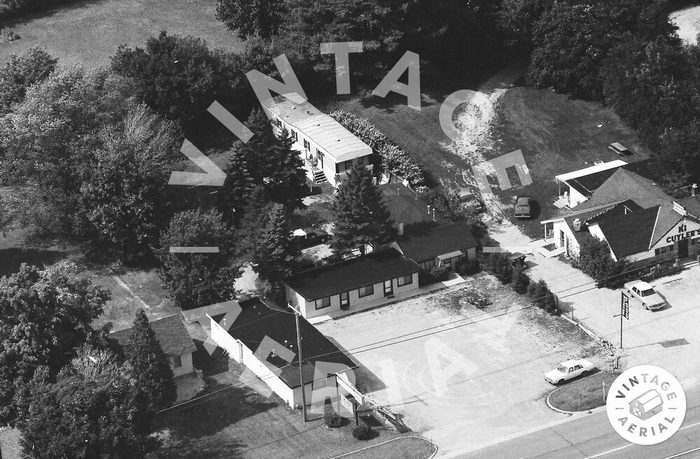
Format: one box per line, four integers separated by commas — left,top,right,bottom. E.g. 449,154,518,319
623,281,666,311
544,359,596,385
514,196,532,219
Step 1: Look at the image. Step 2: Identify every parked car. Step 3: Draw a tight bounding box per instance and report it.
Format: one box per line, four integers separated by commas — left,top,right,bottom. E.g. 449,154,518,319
623,281,666,311
544,359,596,385
513,196,532,219
291,227,330,249
609,142,631,156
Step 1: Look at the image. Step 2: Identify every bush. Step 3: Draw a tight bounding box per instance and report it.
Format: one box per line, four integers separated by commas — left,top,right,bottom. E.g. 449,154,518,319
329,111,426,187
325,413,343,428
352,424,374,441
511,267,530,294
457,259,480,276
577,238,626,285
485,252,513,284
430,265,449,281
527,279,559,314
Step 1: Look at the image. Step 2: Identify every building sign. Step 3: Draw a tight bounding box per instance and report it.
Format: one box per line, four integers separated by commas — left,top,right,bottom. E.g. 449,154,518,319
665,223,700,244
621,292,629,320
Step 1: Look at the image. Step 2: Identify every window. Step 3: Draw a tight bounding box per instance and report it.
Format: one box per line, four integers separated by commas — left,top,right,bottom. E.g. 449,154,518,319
424,260,435,271
303,139,310,150
340,291,349,308
397,274,413,287
655,246,672,255
171,355,182,368
358,284,374,298
315,297,331,310
692,238,699,246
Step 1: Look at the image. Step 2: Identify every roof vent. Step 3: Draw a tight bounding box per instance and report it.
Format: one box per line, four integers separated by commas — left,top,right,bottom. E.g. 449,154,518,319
572,218,582,232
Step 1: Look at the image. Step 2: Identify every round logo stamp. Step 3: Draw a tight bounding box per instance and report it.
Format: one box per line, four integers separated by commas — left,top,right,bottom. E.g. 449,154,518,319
606,365,686,445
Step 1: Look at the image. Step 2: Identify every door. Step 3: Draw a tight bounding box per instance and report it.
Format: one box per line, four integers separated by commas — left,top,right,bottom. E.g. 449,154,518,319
340,291,350,310
559,230,565,248
384,279,393,297
678,239,689,258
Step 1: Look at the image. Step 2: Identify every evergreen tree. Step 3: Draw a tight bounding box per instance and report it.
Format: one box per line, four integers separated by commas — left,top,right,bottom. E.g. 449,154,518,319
251,203,300,293
330,164,393,255
216,0,286,40
511,267,530,294
124,310,176,411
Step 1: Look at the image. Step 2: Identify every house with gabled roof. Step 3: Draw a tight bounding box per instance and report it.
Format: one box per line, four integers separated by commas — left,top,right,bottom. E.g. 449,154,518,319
542,167,700,265
109,314,197,378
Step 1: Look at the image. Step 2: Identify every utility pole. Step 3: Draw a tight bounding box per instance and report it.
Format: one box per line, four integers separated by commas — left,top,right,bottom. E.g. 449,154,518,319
293,306,308,422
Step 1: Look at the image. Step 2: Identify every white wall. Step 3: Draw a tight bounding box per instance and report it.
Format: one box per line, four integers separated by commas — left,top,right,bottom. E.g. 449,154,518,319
171,352,193,377
552,220,581,257
569,187,588,208
290,272,420,319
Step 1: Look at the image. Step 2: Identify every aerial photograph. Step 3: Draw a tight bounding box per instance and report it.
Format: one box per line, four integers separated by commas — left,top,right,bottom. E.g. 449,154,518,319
1,0,700,457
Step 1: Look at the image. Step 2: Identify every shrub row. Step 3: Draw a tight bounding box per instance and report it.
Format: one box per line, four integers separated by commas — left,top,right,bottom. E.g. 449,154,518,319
483,252,559,314
329,110,426,187
0,0,82,20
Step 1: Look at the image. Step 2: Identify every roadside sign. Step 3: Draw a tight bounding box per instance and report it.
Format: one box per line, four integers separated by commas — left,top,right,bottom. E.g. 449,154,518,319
621,292,629,320
336,372,363,405
340,395,354,414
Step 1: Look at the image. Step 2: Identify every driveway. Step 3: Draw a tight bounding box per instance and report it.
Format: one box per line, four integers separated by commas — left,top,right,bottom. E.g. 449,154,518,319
490,222,700,391
316,277,603,456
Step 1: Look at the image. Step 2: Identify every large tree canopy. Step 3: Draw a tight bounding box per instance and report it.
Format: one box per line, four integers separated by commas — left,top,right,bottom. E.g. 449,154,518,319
0,46,57,114
157,209,241,309
0,263,109,425
216,0,286,40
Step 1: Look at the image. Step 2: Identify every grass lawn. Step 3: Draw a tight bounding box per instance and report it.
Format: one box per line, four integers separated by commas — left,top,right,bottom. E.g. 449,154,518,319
155,380,416,459
547,371,621,413
339,436,436,459
0,0,243,67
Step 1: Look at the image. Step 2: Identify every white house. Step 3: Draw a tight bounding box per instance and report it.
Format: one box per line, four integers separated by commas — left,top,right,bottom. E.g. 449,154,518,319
109,314,196,378
285,249,422,319
207,298,361,411
262,95,373,186
554,160,627,208
542,168,700,266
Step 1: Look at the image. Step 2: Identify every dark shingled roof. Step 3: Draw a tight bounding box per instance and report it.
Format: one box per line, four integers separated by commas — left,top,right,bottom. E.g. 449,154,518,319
678,195,700,219
227,298,357,389
565,167,620,198
397,221,478,263
285,249,421,301
576,168,669,211
380,183,440,226
596,206,660,258
109,314,196,357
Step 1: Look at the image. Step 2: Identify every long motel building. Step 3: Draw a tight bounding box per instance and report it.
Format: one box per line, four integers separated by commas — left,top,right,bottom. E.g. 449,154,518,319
542,166,700,267
261,94,373,187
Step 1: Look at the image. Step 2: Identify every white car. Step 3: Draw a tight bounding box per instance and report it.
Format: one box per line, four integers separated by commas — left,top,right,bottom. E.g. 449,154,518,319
544,359,596,385
623,281,666,311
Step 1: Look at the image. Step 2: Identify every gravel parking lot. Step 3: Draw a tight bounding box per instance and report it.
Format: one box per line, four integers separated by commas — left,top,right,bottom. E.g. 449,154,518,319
317,275,604,455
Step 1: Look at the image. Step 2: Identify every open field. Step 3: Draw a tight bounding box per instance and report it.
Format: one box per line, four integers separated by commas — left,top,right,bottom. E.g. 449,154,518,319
317,274,606,456
0,0,243,67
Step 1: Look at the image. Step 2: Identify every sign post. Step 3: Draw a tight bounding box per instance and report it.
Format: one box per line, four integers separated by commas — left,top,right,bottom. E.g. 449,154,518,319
619,292,630,349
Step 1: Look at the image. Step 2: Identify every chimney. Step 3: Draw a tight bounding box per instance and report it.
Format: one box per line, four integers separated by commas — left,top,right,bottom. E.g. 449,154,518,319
692,183,698,197
572,218,582,232
398,222,404,236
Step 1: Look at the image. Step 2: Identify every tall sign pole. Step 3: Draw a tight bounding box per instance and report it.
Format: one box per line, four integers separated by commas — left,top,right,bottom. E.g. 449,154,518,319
620,292,629,349
293,306,308,422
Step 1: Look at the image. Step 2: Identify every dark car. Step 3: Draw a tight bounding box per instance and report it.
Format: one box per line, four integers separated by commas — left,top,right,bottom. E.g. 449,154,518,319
291,227,330,249
514,196,532,219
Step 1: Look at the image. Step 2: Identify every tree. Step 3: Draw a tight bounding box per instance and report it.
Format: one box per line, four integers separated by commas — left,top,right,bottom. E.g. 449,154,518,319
229,109,309,211
79,104,180,262
577,237,626,283
485,252,513,284
216,0,286,40
0,66,135,236
511,266,530,294
157,209,241,309
330,163,394,255
110,31,250,136
0,46,56,114
124,310,176,410
527,279,557,313
0,263,109,425
250,203,300,293
16,348,157,458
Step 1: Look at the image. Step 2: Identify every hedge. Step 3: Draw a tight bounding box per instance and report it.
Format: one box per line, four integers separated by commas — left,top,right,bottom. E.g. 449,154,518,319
329,110,426,187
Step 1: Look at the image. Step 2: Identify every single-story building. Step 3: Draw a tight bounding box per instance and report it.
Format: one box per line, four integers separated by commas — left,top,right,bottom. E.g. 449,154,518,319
379,182,444,235
262,94,373,187
554,160,627,208
208,298,360,410
285,249,422,319
394,221,478,272
109,314,197,378
543,168,700,265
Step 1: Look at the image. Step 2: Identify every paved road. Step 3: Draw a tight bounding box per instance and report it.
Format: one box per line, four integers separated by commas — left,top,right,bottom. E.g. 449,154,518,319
455,385,700,458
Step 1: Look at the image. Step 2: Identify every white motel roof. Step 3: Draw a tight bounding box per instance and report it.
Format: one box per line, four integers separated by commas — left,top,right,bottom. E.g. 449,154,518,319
262,95,372,163
554,160,627,183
